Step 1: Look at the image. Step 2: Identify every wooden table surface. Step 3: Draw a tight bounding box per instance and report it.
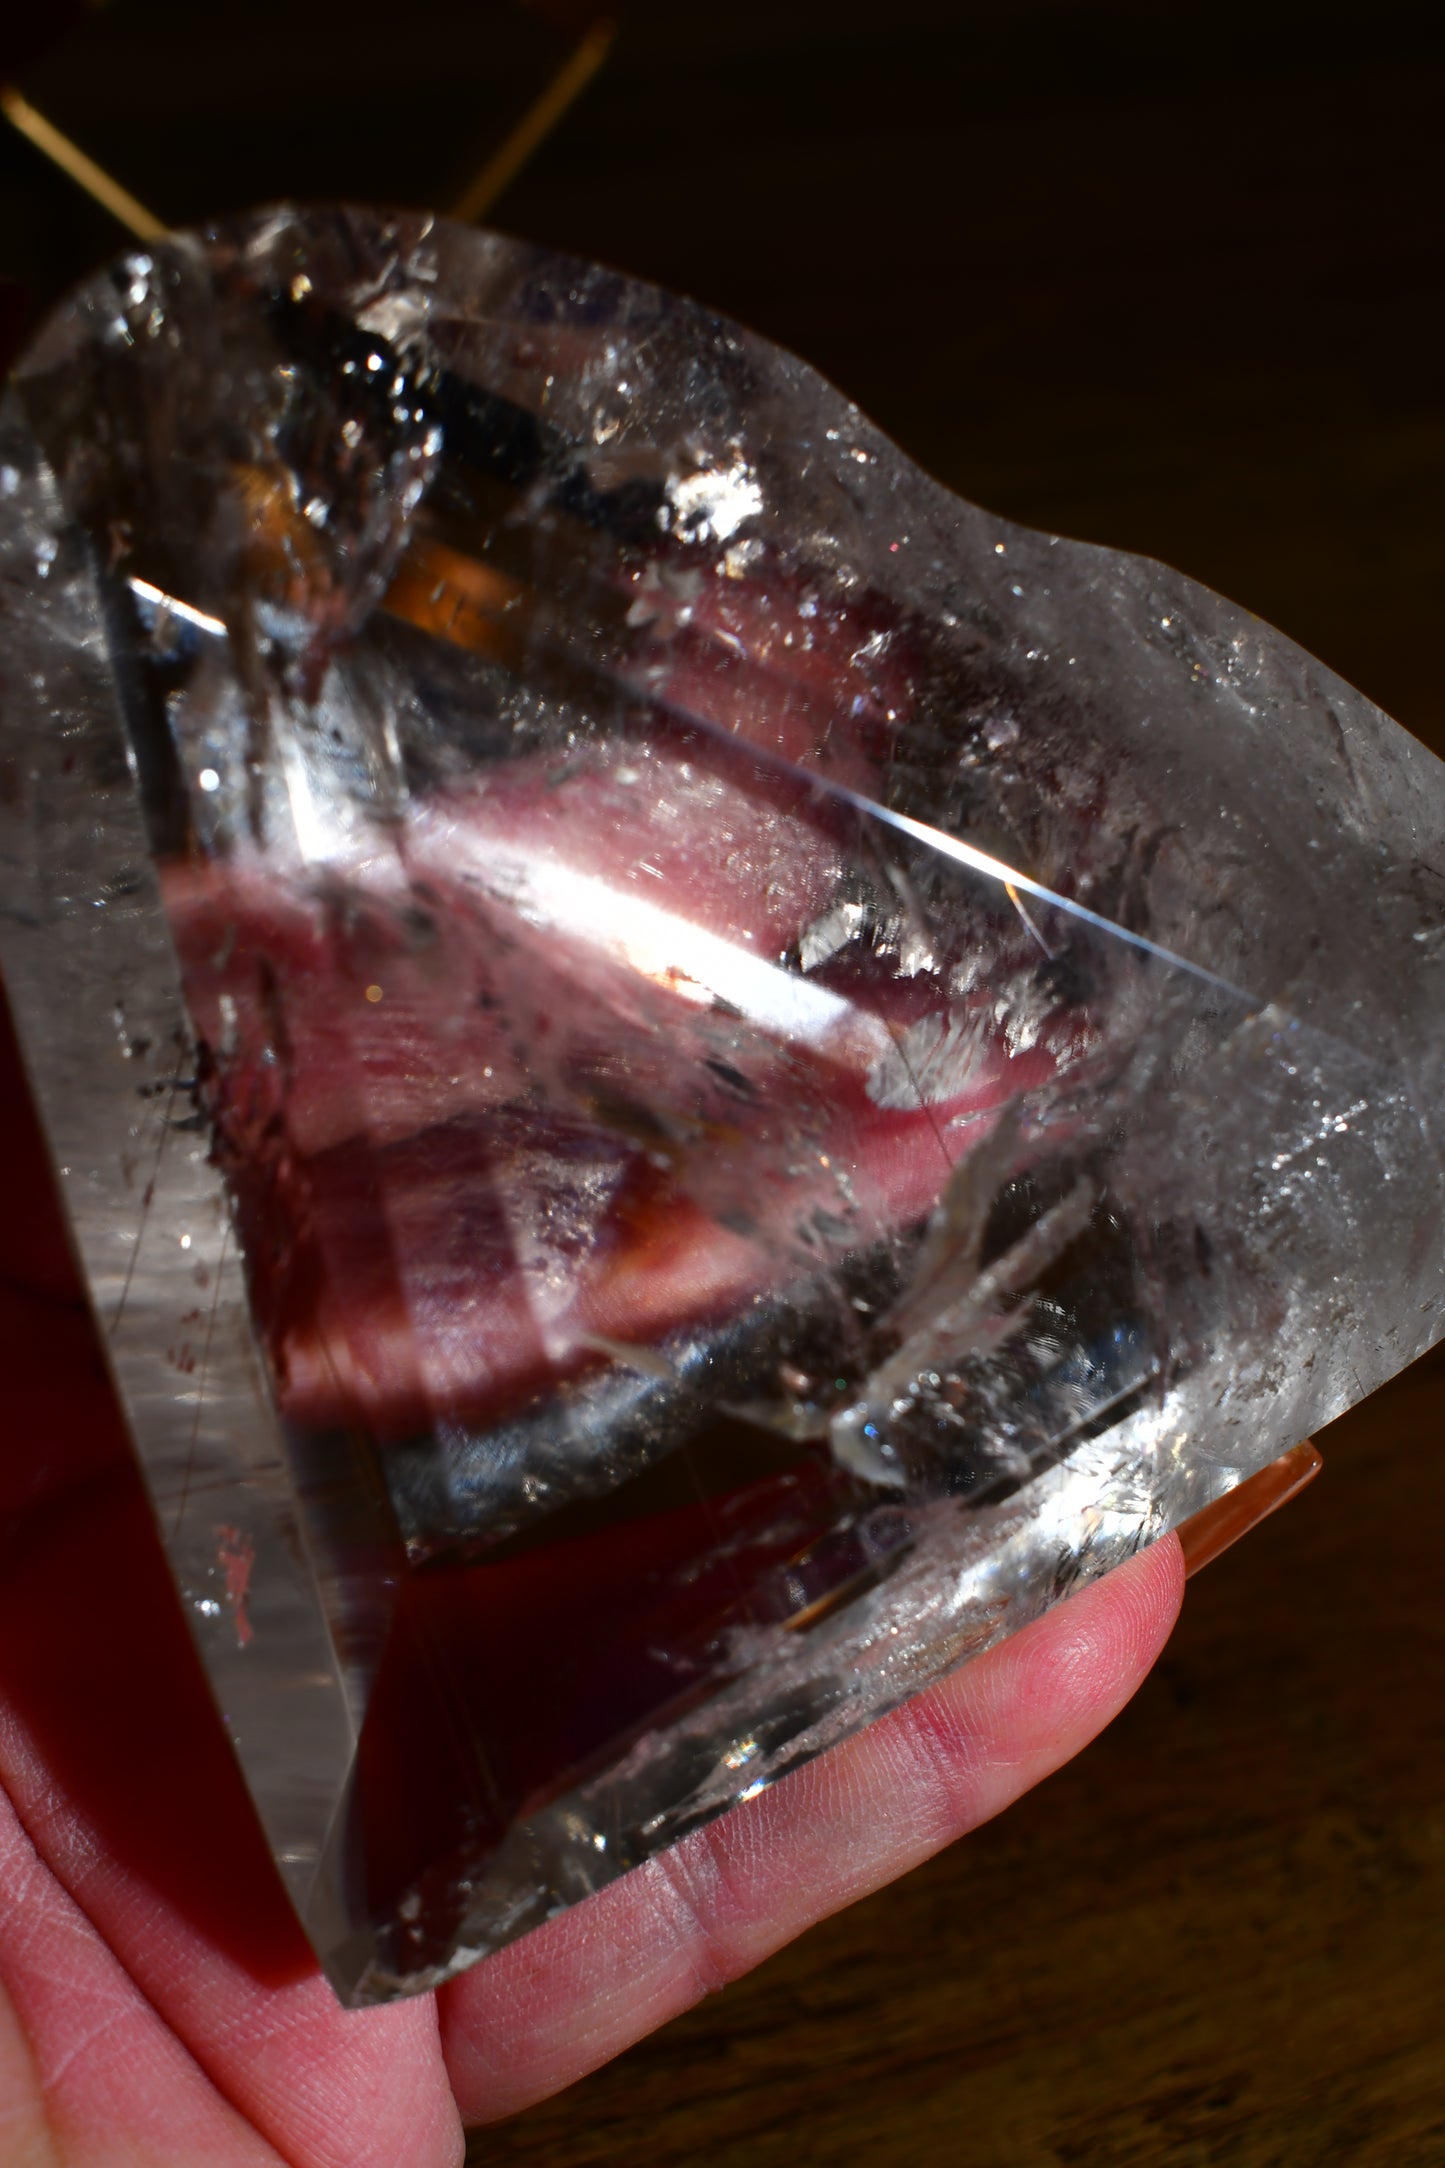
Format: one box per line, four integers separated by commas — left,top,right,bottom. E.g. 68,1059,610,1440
4,4,1443,2158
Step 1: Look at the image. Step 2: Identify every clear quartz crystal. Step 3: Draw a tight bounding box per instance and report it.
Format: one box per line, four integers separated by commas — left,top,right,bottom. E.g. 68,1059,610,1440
0,205,1441,2003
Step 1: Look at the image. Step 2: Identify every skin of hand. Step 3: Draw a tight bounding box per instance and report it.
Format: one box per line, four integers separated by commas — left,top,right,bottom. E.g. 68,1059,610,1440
0,988,1183,2166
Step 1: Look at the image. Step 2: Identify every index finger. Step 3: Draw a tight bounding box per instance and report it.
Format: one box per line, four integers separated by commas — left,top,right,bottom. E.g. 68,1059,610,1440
439,1530,1183,2123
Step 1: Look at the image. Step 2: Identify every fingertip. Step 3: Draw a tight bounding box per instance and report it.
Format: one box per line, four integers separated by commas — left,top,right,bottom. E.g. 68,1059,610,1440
965,1531,1186,1759
1070,1517,1195,1682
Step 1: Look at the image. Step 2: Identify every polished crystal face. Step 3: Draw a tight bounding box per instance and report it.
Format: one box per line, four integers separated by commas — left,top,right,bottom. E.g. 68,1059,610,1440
1,205,1441,2003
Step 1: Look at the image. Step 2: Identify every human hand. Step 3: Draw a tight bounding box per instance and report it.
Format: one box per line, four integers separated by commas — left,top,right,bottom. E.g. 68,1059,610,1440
0,990,1182,2163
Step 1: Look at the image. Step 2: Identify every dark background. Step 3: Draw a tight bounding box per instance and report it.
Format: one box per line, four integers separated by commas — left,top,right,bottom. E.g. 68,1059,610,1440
4,4,1444,2159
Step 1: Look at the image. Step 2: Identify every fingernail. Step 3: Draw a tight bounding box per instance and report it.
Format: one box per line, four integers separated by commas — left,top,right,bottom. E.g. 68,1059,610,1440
1178,1439,1323,1578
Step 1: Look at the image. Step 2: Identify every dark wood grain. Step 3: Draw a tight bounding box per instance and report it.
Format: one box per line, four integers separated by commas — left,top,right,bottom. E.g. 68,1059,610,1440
4,5,1443,2158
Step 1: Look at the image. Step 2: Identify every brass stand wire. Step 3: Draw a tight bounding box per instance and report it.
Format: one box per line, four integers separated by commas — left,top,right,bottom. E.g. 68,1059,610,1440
450,17,616,224
4,13,615,249
0,83,166,242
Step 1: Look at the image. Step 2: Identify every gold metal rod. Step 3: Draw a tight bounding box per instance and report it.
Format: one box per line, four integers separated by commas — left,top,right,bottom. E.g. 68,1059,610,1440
1,83,166,242
451,16,616,224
